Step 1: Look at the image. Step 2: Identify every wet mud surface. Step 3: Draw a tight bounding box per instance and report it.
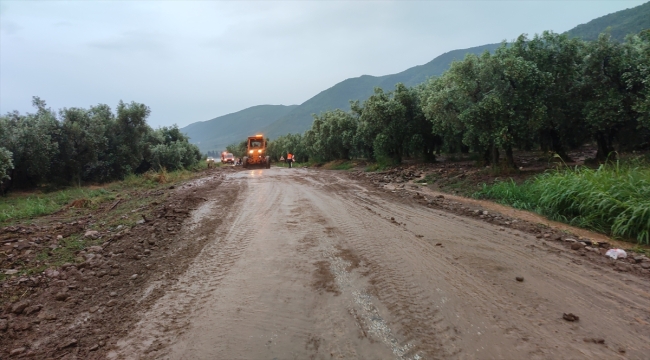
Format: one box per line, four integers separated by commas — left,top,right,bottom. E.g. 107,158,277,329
3,167,650,359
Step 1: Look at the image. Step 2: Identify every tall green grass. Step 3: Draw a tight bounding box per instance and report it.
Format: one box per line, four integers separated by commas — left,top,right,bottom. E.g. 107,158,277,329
476,161,650,244
0,189,114,225
0,164,208,226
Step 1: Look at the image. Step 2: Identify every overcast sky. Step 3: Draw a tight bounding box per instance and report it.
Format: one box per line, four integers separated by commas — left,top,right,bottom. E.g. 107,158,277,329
1,1,647,128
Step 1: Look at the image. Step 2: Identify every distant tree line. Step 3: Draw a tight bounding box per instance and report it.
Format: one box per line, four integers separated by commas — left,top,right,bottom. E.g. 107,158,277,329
0,98,202,193
268,31,650,166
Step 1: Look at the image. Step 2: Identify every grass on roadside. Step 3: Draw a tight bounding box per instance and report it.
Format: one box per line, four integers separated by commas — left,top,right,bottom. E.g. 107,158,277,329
475,160,650,244
0,164,208,227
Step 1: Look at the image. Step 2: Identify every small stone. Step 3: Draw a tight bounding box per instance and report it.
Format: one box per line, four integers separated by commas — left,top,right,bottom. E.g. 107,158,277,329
84,230,100,239
0,319,7,331
55,292,69,301
13,321,31,331
109,291,117,297
59,338,78,349
89,306,99,313
482,210,488,216
640,263,650,270
38,311,57,320
563,313,579,322
4,269,18,275
543,233,551,238
616,263,632,272
106,299,117,307
516,276,524,282
24,304,42,315
87,246,103,253
99,340,106,347
56,235,63,240
10,347,26,356
564,238,577,243
11,301,30,314
499,227,505,231
136,219,145,225
45,269,60,278
89,344,99,351
584,337,605,344
633,256,644,263
571,242,584,251
110,269,120,276
131,274,138,280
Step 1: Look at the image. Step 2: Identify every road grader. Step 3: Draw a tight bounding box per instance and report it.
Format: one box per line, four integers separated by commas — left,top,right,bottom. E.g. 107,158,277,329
242,134,270,169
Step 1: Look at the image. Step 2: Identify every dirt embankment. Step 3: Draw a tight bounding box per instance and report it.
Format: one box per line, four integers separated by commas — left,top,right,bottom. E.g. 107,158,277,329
0,168,242,359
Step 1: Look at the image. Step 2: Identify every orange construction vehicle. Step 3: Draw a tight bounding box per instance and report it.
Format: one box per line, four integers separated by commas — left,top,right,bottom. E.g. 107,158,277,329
242,134,270,169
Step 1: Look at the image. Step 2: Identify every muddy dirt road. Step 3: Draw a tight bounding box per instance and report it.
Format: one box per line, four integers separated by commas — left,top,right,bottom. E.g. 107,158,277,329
110,168,650,359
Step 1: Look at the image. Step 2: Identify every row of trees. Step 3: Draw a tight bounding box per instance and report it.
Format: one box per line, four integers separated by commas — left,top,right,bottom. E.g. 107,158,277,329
0,98,201,192
268,31,650,166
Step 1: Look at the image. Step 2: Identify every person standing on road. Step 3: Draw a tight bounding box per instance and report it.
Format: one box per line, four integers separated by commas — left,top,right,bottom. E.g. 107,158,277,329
287,153,293,168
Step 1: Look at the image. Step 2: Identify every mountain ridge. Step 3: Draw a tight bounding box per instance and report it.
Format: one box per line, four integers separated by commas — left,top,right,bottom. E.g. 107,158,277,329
182,1,650,152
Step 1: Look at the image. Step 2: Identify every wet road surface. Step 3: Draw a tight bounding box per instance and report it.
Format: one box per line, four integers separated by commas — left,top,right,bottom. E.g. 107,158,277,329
111,168,650,359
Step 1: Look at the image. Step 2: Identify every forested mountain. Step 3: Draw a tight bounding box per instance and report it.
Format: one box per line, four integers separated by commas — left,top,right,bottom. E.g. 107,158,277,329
566,1,650,42
263,43,501,139
184,1,649,151
180,105,297,153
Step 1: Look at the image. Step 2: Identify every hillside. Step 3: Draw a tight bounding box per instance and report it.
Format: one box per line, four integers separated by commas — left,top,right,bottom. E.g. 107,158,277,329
566,1,650,41
180,104,297,153
184,1,649,147
263,43,501,138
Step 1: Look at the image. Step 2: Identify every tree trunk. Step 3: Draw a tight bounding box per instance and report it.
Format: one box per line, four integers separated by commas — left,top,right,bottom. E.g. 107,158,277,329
487,144,500,167
550,130,572,162
595,132,615,161
505,146,516,169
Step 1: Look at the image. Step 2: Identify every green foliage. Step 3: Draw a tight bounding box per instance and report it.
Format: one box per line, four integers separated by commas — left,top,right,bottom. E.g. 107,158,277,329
0,147,13,182
267,133,307,162
476,161,650,244
303,109,357,162
421,32,649,166
147,126,201,171
0,98,201,192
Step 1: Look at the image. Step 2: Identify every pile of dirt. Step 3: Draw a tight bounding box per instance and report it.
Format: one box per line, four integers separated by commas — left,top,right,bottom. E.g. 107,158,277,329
0,167,239,359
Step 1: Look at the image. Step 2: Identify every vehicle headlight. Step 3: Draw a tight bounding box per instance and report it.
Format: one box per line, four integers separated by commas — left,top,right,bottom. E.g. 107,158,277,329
258,149,262,153
249,150,253,154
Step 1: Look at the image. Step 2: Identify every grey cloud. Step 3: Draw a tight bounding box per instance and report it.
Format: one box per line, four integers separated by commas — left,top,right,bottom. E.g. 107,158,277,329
0,20,21,35
87,30,168,55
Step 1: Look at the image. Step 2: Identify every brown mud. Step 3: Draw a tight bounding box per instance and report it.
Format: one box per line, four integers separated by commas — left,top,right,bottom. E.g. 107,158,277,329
2,167,650,359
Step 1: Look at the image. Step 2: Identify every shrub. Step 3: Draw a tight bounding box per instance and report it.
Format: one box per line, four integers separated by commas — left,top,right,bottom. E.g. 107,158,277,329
476,161,650,243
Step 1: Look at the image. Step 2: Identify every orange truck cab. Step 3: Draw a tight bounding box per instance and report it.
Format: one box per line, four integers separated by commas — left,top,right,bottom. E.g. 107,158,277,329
242,134,270,169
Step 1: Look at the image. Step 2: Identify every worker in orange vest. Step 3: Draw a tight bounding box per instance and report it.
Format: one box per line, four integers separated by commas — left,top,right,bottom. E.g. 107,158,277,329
287,153,293,168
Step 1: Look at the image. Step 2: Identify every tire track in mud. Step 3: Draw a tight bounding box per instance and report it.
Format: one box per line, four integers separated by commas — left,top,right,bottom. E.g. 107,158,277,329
286,183,421,359
302,185,455,359
316,172,650,359
109,178,253,359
